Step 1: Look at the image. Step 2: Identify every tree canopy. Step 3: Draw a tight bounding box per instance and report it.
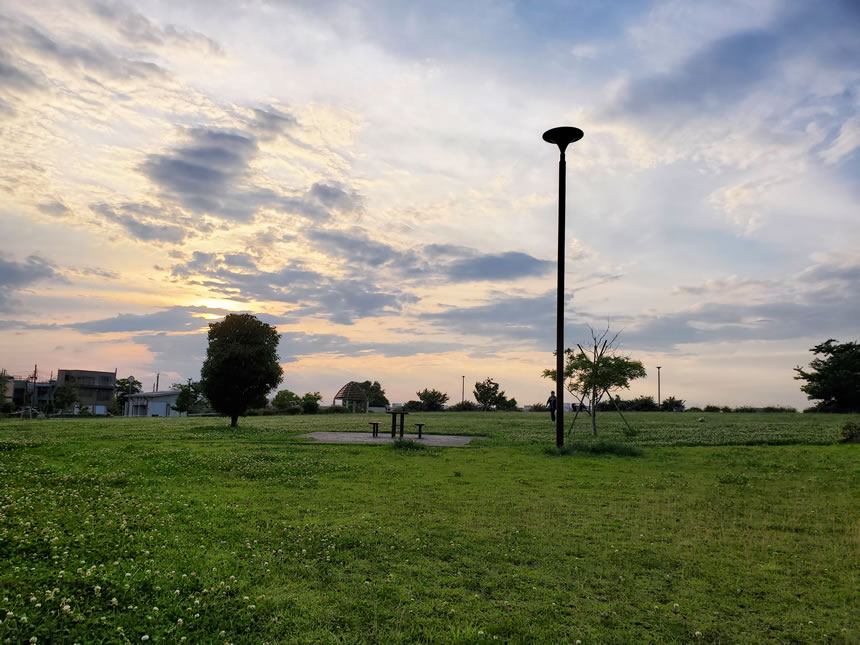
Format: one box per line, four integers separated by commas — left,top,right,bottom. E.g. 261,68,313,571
794,339,860,412
473,377,516,411
543,326,646,435
171,382,203,415
272,389,302,410
417,388,448,411
200,313,283,427
357,380,389,407
115,377,142,410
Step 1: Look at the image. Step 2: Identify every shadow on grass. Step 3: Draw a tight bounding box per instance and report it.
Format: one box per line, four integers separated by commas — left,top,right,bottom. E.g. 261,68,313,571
544,440,643,457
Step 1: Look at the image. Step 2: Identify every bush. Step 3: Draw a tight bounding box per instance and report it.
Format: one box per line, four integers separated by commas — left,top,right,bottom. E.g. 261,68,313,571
721,406,732,413
760,406,797,413
529,402,549,412
392,438,426,451
321,405,349,414
402,400,424,412
704,405,721,412
840,421,860,443
449,401,478,412
687,407,702,412
544,441,642,457
285,405,302,415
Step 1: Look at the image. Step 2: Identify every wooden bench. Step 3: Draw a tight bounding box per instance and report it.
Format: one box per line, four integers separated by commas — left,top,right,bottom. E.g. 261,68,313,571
414,423,424,439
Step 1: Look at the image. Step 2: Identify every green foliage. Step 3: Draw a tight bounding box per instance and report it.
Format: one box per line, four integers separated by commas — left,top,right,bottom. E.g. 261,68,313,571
529,402,549,412
272,389,302,410
200,313,283,427
114,377,142,409
660,396,686,412
473,377,515,411
704,405,721,412
0,414,855,643
448,401,478,412
840,421,860,443
301,391,322,414
402,400,424,412
53,379,79,412
391,438,426,451
542,326,646,437
417,388,448,411
795,338,860,412
171,382,202,415
356,380,389,407
544,440,643,457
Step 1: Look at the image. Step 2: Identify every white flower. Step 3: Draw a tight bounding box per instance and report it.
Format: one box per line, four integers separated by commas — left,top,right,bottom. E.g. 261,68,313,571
141,636,149,641
177,618,183,625
111,598,118,606
695,632,703,638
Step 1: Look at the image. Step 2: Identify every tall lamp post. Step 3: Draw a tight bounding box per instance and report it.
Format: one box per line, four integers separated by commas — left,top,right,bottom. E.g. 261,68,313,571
657,366,662,408
461,375,465,404
543,126,584,448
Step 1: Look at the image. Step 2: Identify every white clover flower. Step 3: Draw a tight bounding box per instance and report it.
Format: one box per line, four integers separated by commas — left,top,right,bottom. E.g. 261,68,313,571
695,632,703,638
111,598,118,606
177,618,183,626
141,636,149,641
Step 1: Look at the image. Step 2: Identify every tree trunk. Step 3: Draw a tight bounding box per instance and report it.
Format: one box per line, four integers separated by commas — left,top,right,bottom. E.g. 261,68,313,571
230,415,238,427
591,387,598,436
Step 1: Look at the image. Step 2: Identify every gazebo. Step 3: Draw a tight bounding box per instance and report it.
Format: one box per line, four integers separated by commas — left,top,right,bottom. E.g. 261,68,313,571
333,381,368,413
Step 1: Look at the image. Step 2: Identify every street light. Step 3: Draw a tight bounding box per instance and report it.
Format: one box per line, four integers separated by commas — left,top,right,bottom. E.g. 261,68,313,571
543,126,584,448
656,366,662,408
461,375,465,404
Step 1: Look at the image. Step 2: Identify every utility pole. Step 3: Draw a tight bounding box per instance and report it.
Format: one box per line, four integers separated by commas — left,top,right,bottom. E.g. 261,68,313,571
657,366,662,408
461,375,465,404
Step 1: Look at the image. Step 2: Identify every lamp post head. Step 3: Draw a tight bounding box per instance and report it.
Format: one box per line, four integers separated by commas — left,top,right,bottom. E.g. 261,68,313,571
542,126,584,154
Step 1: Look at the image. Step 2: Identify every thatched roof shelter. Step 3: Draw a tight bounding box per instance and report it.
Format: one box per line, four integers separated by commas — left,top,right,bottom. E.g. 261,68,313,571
333,381,367,412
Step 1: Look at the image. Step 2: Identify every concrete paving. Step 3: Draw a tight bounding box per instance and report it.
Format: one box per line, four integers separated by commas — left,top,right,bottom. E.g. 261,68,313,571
300,432,483,447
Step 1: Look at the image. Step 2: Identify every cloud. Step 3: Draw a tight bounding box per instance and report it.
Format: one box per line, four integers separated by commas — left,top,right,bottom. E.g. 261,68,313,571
446,251,553,282
0,254,61,312
613,1,860,123
140,128,259,220
0,14,166,82
169,254,416,324
37,200,71,217
0,49,43,92
69,306,232,334
92,203,191,244
87,0,223,56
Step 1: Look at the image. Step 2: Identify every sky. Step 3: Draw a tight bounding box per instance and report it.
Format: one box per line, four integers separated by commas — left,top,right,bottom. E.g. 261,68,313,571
1,0,858,408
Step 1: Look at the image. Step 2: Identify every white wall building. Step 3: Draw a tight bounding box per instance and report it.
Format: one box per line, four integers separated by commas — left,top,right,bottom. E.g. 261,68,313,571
125,391,180,417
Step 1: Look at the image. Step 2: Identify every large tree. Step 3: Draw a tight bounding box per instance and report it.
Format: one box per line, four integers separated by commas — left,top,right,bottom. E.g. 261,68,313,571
272,389,302,410
54,379,79,413
357,380,390,407
200,313,283,427
115,377,142,412
171,382,203,415
794,339,860,412
543,326,646,436
417,388,448,411
473,377,515,411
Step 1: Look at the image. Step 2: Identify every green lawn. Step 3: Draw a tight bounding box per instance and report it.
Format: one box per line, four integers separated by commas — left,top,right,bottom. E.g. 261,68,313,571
1,412,857,643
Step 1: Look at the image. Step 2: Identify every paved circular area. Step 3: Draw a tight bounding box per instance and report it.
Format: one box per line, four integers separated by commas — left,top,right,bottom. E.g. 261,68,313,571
300,432,483,446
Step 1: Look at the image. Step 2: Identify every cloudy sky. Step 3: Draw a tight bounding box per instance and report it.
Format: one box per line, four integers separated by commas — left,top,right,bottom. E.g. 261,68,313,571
1,0,858,408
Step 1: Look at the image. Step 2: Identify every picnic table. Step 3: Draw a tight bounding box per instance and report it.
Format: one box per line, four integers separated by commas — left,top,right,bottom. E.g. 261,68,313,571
386,410,408,438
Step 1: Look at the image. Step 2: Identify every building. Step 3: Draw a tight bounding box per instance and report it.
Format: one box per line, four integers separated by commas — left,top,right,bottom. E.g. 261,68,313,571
124,391,180,417
56,369,116,415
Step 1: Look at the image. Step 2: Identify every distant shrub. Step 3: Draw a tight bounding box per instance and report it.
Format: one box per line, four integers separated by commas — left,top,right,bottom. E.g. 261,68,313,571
721,406,732,413
760,406,797,413
321,406,348,414
704,405,721,412
402,400,424,412
392,438,426,451
733,406,758,413
529,402,549,412
686,407,702,412
840,421,860,443
285,406,302,415
544,441,642,457
449,401,478,412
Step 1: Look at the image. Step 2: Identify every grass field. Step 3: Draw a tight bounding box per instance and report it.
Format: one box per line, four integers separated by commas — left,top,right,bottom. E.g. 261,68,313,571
1,412,857,643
